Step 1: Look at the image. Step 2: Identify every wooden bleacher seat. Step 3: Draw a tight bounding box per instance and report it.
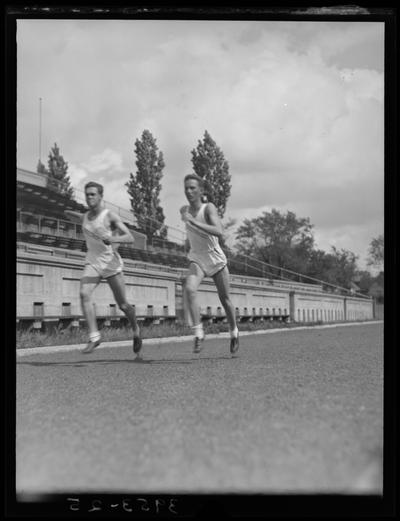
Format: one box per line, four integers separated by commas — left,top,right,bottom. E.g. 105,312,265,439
55,236,73,249
69,239,84,251
26,231,42,244
117,245,131,258
41,234,57,246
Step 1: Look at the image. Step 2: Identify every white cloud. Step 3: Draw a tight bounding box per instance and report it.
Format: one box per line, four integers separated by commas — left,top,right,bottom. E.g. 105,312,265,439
68,164,88,186
82,149,125,175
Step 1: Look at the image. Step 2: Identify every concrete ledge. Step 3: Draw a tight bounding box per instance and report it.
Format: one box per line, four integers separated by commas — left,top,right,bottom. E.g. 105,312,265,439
16,320,383,357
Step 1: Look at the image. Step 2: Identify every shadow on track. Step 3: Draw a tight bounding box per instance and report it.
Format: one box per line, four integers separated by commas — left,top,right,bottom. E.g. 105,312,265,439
17,355,235,367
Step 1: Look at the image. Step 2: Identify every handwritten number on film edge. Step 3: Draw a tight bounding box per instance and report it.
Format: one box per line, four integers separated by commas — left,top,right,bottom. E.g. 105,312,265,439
67,497,178,514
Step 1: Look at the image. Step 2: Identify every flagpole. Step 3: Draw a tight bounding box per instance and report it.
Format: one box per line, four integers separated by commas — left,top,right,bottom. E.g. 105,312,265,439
39,97,42,162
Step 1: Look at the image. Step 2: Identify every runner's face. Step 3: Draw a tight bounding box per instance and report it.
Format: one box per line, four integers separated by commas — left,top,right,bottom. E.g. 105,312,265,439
185,179,202,203
85,188,102,208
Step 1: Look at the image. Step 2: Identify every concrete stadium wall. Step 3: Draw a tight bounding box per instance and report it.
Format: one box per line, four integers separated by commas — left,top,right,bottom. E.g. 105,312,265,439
16,243,374,324
17,247,177,320
294,292,345,323
194,277,373,323
194,278,290,319
346,297,375,321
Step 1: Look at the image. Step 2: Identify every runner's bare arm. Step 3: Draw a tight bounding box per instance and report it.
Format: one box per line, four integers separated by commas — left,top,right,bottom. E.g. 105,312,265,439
180,206,193,249
64,210,84,223
105,212,134,244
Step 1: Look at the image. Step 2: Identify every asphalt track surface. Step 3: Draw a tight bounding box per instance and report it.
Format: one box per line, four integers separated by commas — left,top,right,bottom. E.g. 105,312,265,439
16,322,383,495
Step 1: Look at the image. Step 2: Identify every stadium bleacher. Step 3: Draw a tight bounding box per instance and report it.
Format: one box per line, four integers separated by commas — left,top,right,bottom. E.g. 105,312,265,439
17,226,189,270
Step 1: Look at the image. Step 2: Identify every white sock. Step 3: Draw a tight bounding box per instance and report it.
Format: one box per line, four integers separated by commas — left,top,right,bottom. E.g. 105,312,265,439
89,331,100,342
192,323,204,339
230,327,239,339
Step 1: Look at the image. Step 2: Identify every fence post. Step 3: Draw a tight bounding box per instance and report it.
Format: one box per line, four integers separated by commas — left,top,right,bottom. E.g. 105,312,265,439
289,291,296,322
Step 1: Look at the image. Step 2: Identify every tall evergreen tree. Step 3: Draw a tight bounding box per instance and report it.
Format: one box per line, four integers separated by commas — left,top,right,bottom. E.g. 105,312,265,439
125,130,166,237
36,159,48,175
191,131,231,218
46,143,74,199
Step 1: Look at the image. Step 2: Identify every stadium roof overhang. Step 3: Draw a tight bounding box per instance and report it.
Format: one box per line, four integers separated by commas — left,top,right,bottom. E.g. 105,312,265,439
17,168,86,214
17,180,86,213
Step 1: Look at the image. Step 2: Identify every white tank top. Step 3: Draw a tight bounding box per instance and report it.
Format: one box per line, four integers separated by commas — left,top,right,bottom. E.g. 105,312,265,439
82,208,114,265
186,203,222,254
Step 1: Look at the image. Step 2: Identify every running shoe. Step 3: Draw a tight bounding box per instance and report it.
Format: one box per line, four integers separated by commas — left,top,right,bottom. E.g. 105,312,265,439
82,338,101,354
133,334,143,355
193,336,204,354
230,334,239,355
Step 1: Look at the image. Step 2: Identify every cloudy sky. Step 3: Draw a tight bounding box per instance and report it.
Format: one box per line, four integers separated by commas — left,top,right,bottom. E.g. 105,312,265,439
17,19,384,269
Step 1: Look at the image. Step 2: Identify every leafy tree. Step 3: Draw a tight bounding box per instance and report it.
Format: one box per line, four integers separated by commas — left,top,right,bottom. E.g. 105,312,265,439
234,209,315,274
234,209,361,290
306,249,335,282
369,271,384,302
125,130,166,237
46,143,74,199
191,130,231,218
314,247,359,290
353,270,384,301
352,270,374,295
367,234,384,271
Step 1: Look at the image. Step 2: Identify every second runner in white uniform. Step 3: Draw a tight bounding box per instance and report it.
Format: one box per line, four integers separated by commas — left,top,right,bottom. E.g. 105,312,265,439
180,173,239,356
185,203,227,277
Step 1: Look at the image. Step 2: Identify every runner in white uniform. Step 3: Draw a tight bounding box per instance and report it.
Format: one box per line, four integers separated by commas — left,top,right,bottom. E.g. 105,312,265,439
181,174,239,355
82,208,123,279
64,181,142,355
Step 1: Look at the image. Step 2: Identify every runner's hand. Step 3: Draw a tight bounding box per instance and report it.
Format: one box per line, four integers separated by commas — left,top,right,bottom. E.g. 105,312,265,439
180,206,190,223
